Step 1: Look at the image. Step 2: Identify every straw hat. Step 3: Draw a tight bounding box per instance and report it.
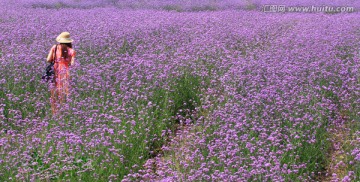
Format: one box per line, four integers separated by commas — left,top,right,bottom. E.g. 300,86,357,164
56,32,73,43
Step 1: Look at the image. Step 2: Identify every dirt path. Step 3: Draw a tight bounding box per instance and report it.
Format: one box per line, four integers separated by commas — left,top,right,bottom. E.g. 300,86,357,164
320,112,355,182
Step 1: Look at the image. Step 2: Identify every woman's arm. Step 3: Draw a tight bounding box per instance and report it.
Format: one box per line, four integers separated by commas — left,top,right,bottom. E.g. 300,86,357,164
70,50,76,66
46,45,56,63
70,57,75,66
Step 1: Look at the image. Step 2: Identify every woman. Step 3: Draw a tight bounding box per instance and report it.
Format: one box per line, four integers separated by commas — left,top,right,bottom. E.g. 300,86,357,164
46,32,76,115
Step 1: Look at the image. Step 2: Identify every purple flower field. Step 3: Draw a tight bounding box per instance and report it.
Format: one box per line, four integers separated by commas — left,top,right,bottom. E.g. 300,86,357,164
0,0,359,181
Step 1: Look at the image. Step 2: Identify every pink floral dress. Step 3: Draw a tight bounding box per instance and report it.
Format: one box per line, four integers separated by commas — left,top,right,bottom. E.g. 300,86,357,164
47,44,76,114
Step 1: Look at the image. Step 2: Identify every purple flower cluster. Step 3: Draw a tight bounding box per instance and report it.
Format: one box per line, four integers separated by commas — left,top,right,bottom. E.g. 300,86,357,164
0,1,359,181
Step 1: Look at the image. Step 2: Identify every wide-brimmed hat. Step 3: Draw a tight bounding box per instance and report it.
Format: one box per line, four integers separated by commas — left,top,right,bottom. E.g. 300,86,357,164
56,32,73,43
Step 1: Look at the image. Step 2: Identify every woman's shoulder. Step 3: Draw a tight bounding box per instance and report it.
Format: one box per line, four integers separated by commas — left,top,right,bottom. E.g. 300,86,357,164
50,44,59,50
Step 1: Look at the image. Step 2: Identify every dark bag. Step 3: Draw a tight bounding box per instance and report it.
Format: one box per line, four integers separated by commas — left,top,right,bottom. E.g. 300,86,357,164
42,45,57,82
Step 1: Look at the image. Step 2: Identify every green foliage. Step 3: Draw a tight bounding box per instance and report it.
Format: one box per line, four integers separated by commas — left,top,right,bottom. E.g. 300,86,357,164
170,72,202,118
163,5,183,12
191,5,217,12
